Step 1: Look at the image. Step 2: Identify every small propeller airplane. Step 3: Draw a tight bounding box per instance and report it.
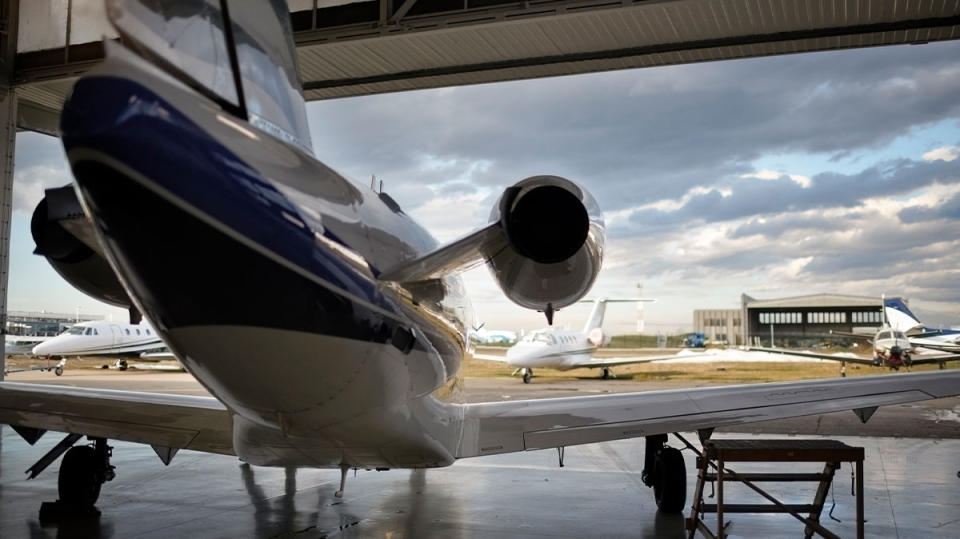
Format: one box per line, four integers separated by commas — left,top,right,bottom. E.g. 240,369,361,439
752,297,960,371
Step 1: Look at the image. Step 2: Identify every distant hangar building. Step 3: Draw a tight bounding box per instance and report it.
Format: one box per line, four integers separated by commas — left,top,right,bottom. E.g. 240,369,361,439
740,293,887,347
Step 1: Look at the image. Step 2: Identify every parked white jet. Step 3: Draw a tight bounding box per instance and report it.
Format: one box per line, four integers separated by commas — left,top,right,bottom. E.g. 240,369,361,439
474,298,678,382
32,320,167,370
1,1,958,519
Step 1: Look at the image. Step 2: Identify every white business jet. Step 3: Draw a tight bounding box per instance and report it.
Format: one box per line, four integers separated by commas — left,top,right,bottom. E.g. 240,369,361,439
32,320,167,371
1,1,957,519
475,298,679,382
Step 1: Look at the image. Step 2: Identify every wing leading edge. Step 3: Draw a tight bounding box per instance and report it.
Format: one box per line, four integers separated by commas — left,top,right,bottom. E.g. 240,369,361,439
455,370,960,458
750,346,960,366
0,382,233,455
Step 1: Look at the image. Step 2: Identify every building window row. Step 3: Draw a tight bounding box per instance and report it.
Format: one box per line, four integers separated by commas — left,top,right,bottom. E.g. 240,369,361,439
759,312,802,324
808,312,846,324
851,311,882,324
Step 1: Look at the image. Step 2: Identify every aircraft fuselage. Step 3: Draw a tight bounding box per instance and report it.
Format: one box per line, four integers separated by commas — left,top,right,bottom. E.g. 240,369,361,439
61,47,472,469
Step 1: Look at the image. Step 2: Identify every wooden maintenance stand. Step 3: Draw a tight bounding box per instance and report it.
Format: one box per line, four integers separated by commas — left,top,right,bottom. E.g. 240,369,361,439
686,439,864,539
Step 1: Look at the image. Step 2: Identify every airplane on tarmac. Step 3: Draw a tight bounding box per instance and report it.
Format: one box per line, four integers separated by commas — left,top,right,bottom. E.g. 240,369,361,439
0,1,958,519
31,320,169,371
469,325,518,345
752,297,960,371
473,298,679,382
884,297,960,352
753,327,960,371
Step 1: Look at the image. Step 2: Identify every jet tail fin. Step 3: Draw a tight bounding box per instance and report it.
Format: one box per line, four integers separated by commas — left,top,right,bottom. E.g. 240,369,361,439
580,298,654,333
884,297,924,333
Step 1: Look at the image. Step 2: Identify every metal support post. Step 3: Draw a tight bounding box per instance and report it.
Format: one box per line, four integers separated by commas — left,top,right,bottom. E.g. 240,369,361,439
0,89,15,380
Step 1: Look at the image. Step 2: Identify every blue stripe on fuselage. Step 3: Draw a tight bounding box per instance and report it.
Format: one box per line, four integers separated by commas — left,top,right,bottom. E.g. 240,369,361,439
61,76,399,319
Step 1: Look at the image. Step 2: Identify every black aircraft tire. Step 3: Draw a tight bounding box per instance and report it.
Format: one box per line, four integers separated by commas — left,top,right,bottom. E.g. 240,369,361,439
601,368,610,380
522,370,532,384
58,446,102,506
653,447,686,513
54,366,63,376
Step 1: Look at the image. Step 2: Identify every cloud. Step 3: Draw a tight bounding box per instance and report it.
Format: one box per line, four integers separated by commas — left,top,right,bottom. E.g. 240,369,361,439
13,164,72,214
923,145,959,162
308,40,960,219
741,169,812,188
899,191,960,223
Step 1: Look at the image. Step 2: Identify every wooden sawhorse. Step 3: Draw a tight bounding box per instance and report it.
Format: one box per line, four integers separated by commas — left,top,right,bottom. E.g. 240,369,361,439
685,439,864,539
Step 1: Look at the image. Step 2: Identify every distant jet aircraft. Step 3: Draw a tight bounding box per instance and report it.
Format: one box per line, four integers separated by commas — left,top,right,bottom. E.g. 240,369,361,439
4,335,51,356
1,1,958,518
469,326,518,345
474,298,682,382
32,320,168,371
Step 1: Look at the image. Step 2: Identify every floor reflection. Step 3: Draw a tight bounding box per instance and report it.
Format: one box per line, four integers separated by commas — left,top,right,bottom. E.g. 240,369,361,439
240,463,321,537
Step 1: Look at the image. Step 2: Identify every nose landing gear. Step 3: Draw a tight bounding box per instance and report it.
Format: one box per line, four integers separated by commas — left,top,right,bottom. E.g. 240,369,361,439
522,368,533,384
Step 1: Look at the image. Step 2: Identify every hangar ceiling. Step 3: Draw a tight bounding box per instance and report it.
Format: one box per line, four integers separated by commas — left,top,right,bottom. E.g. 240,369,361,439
8,0,960,133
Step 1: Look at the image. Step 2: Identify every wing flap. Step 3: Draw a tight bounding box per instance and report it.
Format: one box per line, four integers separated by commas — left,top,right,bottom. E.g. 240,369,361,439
0,382,234,455
456,371,960,458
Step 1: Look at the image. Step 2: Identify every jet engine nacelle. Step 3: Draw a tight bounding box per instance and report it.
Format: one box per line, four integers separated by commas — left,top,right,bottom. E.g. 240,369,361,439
487,175,604,314
588,327,611,347
31,185,133,309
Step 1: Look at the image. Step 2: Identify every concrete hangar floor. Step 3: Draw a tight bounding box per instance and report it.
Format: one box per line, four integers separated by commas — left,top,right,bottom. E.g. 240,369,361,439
1,369,958,538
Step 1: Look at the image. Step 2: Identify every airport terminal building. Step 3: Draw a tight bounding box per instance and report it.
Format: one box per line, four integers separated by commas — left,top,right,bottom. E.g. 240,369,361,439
6,311,103,336
740,293,886,347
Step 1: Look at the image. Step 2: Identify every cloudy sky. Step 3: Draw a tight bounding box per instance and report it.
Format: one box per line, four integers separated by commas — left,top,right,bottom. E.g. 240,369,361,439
9,40,960,335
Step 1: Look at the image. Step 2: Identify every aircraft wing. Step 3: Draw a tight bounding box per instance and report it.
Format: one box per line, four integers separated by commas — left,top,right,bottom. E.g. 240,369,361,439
0,382,233,456
471,352,511,363
567,353,690,369
456,370,960,458
828,330,873,340
910,341,960,353
748,347,875,366
907,353,960,366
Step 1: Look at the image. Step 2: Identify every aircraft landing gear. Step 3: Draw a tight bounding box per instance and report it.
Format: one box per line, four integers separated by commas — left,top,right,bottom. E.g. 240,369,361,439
38,437,115,519
601,367,615,380
116,359,129,371
641,434,686,513
522,368,533,384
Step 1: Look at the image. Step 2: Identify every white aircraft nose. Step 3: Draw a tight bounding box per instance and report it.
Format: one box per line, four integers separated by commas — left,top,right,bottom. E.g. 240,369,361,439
32,339,61,356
